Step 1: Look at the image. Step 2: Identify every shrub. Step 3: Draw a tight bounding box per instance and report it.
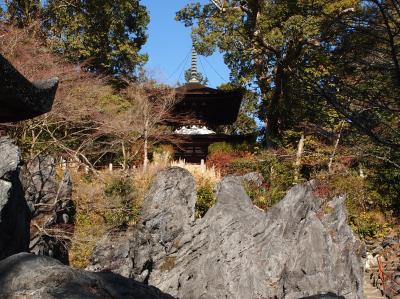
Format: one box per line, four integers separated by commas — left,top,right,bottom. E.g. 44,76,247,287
151,144,174,164
104,178,134,198
208,142,234,154
206,151,253,176
350,211,390,239
70,170,145,268
243,181,269,209
195,179,216,218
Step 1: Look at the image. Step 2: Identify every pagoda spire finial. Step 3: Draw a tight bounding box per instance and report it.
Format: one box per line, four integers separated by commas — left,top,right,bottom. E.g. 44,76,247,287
189,46,200,83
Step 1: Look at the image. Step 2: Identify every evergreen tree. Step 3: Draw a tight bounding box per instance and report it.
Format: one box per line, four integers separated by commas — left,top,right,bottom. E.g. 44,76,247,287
176,0,360,145
5,0,41,26
43,0,149,76
184,67,208,85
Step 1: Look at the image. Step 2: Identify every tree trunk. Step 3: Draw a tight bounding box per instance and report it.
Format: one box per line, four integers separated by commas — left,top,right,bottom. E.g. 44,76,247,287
143,119,149,172
121,141,127,170
294,133,305,183
328,120,345,173
265,63,286,147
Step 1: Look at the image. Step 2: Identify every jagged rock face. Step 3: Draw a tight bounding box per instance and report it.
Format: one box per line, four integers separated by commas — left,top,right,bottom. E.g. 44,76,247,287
0,253,175,299
21,155,75,265
0,137,30,260
88,167,365,299
88,167,197,280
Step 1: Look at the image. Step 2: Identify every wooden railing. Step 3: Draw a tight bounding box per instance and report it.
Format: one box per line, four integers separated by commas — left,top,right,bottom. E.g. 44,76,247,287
377,255,400,298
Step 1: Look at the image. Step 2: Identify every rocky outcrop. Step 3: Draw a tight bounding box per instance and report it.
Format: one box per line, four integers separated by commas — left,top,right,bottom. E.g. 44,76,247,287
21,155,75,264
0,252,175,299
0,137,30,260
88,167,196,280
88,167,365,299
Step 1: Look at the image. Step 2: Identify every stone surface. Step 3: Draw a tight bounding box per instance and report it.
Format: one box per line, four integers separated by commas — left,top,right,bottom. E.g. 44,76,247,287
88,167,365,299
240,171,264,187
88,167,197,281
21,155,75,264
0,252,175,299
0,53,58,123
0,137,30,260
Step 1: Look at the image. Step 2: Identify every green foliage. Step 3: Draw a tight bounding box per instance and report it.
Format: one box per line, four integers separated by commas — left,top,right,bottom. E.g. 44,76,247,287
243,181,269,209
176,0,360,143
152,144,174,156
231,151,295,206
208,142,234,154
104,178,137,225
208,142,256,155
195,180,216,218
104,178,134,198
184,68,208,85
367,154,400,211
350,212,391,240
42,0,149,76
5,0,41,26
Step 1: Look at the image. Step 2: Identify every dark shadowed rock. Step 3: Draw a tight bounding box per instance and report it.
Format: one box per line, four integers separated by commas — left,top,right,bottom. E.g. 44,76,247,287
88,167,365,299
0,253,175,299
21,155,75,264
0,54,58,123
0,137,30,260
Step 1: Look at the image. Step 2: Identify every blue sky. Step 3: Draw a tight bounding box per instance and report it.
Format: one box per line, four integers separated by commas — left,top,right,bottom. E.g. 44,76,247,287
141,0,230,88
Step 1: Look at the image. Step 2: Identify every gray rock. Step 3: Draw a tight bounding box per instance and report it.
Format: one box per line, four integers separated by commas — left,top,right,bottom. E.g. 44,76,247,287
87,167,196,280
0,252,175,298
0,137,30,260
88,167,365,299
21,155,75,265
240,171,264,187
300,294,345,299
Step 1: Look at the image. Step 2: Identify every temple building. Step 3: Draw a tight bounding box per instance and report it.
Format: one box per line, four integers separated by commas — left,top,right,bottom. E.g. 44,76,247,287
168,48,247,163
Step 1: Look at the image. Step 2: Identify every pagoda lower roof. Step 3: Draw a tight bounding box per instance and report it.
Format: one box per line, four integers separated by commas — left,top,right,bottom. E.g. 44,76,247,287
171,83,243,126
0,54,58,123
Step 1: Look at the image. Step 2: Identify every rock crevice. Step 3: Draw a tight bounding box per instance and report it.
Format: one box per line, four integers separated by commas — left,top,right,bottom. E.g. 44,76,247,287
0,137,30,260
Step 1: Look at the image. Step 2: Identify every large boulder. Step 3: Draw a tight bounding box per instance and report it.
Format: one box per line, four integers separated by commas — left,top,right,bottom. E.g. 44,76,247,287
88,167,196,280
21,155,75,264
0,137,30,260
88,167,365,299
0,252,175,299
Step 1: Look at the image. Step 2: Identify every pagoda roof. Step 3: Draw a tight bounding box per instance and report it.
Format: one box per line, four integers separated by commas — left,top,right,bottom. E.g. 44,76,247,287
0,54,58,123
172,83,243,126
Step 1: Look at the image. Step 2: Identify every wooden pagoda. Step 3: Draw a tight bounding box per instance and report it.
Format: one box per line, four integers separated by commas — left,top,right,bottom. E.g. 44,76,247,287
169,48,248,163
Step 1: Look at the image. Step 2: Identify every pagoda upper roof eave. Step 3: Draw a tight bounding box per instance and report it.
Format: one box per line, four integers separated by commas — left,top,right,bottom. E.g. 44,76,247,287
175,83,243,98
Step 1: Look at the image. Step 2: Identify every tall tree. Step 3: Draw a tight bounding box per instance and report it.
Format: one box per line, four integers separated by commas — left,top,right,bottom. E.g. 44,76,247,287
176,0,360,145
5,0,41,26
43,0,149,76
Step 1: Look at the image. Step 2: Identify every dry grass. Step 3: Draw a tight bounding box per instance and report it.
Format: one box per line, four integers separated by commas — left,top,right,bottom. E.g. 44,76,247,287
171,159,221,187
68,161,168,268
